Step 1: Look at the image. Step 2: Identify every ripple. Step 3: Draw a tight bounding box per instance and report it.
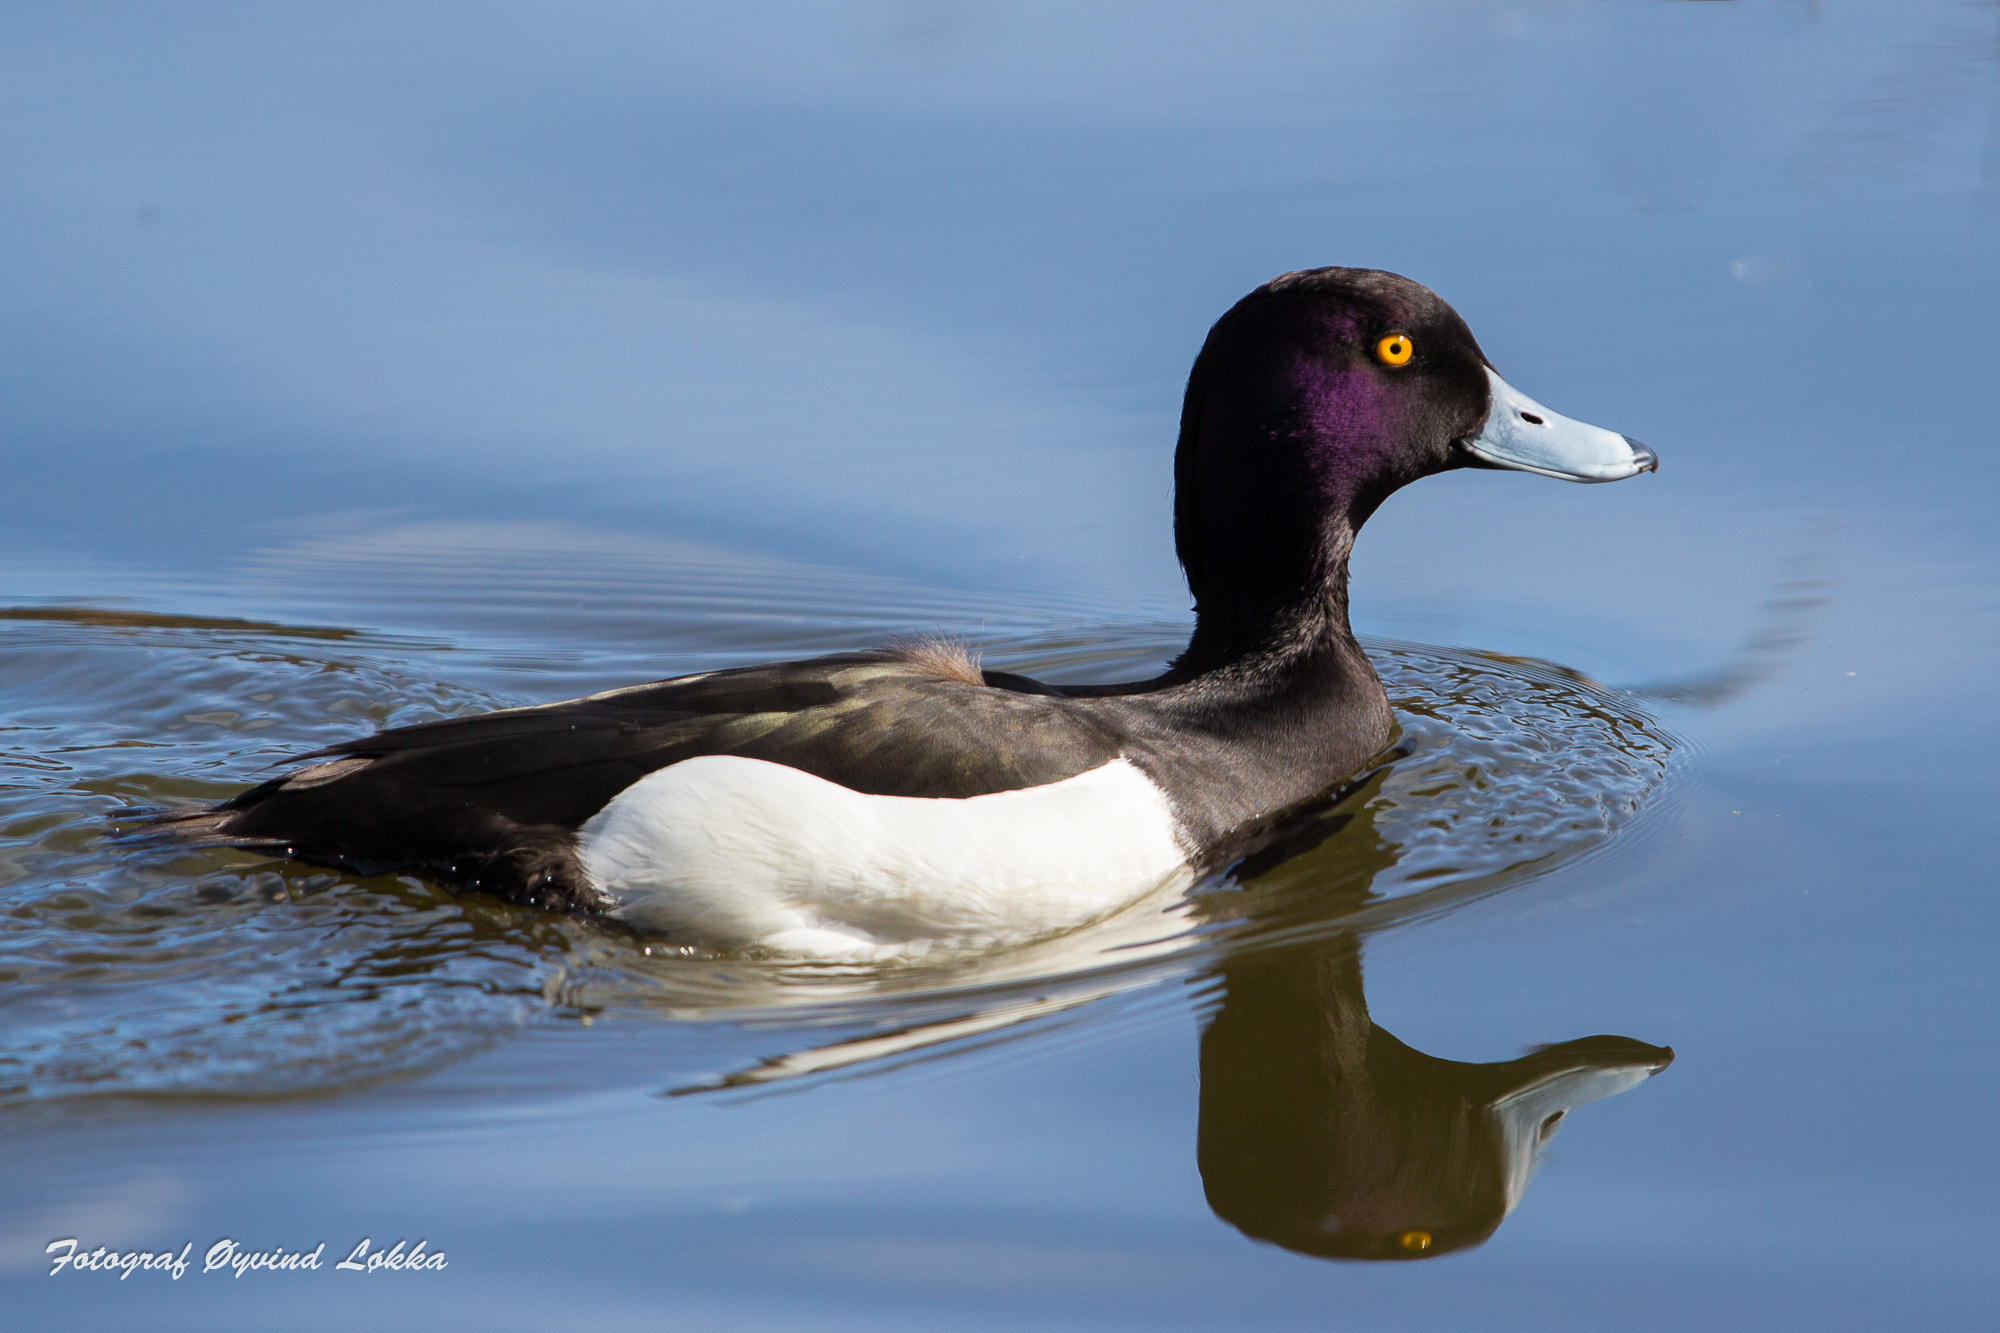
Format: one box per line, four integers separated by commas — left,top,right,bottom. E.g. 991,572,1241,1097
0,604,1675,1106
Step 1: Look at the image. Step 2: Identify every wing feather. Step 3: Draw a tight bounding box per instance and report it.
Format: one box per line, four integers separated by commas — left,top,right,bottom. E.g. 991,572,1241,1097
203,651,1120,839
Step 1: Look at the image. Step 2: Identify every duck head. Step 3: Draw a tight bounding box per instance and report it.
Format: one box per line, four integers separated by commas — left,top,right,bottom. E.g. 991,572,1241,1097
1173,268,1654,663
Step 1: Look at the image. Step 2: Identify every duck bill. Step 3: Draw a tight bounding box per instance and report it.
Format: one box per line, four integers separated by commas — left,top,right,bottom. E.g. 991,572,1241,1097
1458,367,1658,483
1489,1038,1674,1214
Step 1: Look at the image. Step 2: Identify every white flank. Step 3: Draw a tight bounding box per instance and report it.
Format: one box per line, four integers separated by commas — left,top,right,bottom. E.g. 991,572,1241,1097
576,756,1190,960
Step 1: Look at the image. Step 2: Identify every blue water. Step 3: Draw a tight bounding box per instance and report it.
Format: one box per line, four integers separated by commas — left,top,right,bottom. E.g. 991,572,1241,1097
3,2,1997,1327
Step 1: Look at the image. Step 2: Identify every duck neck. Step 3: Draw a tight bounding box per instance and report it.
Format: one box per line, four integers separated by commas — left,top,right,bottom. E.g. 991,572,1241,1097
1173,519,1363,680
1153,525,1386,792
1152,406,1401,775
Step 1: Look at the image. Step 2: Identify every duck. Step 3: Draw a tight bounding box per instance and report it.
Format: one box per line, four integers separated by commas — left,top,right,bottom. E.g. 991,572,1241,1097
146,267,1656,959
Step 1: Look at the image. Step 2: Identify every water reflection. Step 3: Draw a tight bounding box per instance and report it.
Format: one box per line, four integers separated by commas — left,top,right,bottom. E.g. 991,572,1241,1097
1202,761,1670,1264
1198,930,1671,1262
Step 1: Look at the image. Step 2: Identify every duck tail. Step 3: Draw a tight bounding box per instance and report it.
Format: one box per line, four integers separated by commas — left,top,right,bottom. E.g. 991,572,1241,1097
121,801,280,850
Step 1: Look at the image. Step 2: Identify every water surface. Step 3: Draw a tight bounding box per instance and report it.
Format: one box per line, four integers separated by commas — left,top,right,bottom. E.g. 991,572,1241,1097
3,2,1997,1328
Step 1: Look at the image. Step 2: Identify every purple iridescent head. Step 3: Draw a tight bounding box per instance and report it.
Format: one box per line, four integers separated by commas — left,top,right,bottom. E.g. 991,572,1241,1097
1172,268,1653,629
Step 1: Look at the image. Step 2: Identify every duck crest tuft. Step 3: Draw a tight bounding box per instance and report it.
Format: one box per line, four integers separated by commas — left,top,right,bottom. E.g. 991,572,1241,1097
888,636,986,687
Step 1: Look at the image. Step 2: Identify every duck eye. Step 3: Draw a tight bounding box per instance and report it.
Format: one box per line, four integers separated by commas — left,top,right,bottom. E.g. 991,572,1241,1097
1398,1230,1432,1252
1376,334,1414,367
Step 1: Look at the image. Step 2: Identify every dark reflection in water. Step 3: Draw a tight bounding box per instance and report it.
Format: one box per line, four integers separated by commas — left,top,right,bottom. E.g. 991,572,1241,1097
1193,778,1675,1263
1198,933,1670,1262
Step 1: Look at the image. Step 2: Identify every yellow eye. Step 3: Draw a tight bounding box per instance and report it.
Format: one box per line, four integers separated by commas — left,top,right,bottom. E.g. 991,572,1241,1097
1376,334,1414,367
1399,1230,1433,1252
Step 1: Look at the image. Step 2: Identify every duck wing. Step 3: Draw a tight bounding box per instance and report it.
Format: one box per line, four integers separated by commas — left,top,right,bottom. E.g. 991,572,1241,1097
143,651,1123,909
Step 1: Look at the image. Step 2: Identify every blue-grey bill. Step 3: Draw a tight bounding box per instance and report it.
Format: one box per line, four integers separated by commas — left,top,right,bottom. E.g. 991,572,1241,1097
1459,367,1658,483
1491,1054,1671,1212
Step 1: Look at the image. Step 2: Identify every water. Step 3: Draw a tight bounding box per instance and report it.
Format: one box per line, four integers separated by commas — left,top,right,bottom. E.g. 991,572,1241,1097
3,2,1997,1327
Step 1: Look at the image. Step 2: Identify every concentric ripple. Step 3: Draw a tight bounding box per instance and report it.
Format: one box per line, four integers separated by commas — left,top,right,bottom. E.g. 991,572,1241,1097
0,603,1675,1107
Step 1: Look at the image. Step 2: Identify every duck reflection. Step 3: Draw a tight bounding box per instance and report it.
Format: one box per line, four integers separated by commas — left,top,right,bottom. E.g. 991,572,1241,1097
1197,931,1671,1261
